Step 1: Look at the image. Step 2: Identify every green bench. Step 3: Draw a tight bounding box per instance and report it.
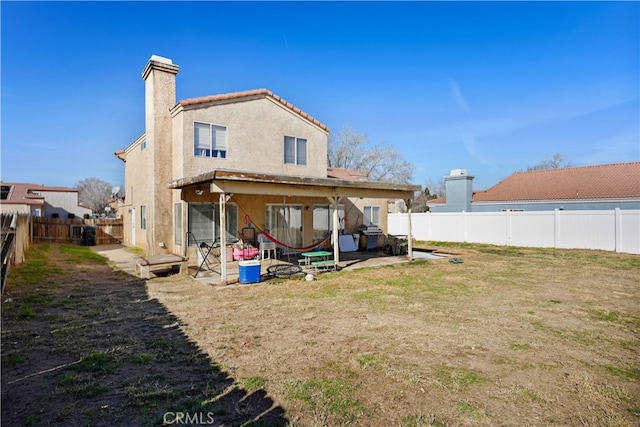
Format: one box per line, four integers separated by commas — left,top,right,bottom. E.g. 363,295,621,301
311,259,336,271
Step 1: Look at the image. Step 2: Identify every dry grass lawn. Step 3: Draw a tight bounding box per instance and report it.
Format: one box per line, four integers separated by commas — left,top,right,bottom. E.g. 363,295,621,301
2,242,638,426
148,243,640,426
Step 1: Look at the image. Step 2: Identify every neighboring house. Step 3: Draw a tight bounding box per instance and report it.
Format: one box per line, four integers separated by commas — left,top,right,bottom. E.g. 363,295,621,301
428,163,640,212
0,182,92,218
115,55,420,281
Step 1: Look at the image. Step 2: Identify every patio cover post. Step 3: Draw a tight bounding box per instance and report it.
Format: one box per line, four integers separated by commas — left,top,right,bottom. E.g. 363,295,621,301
405,197,413,261
218,193,233,285
328,196,340,264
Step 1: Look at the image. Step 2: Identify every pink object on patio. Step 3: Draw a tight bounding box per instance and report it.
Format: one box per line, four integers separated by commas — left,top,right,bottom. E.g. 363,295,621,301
232,247,261,261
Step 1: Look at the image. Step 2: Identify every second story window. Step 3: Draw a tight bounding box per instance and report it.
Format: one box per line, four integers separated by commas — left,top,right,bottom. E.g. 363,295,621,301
284,136,307,166
195,122,227,158
0,185,11,200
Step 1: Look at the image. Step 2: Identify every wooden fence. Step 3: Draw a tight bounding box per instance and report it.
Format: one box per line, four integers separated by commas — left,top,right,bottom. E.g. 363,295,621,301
1,215,124,293
1,214,31,293
32,217,123,245
32,217,84,244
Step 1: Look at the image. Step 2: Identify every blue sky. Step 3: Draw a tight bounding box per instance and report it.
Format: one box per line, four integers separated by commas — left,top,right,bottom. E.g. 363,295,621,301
2,1,638,191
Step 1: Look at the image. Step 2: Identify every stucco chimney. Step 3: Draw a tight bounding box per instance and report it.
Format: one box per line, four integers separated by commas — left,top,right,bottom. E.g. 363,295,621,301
142,55,179,123
444,169,474,212
141,55,179,255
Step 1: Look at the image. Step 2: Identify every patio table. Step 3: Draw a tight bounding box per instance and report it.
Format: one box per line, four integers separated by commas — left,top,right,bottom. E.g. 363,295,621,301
300,251,332,266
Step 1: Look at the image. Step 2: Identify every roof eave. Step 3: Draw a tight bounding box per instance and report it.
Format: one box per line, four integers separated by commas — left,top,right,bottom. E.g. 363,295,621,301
168,169,420,199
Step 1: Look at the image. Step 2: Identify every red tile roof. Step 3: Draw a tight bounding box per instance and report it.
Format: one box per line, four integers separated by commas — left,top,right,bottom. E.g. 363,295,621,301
327,167,368,180
0,182,78,206
427,162,640,205
474,162,640,202
176,88,330,133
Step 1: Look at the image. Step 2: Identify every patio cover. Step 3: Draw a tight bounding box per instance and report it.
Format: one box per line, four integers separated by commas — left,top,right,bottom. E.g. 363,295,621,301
168,169,421,284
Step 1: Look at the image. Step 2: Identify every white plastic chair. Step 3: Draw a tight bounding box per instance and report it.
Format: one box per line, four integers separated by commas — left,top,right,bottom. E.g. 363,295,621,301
258,233,277,259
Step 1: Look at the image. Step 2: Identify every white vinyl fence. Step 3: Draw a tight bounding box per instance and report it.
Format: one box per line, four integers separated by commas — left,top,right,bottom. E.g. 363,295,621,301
389,209,640,255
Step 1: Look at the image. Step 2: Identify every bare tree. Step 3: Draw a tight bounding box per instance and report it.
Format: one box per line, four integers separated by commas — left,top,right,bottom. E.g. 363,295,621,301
411,179,446,213
526,153,573,171
424,178,446,199
328,127,415,184
76,177,113,214
411,191,431,213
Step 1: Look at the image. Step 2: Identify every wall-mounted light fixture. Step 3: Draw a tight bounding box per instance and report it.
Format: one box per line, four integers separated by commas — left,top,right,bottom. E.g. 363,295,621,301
195,189,204,196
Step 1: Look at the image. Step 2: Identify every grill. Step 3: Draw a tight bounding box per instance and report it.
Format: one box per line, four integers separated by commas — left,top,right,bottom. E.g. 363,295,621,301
362,226,383,250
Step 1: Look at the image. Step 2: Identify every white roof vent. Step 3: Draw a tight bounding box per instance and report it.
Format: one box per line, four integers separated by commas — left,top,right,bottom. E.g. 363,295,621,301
450,169,467,176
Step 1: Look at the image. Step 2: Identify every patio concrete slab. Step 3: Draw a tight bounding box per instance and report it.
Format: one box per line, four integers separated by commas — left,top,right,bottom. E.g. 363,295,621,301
91,244,448,286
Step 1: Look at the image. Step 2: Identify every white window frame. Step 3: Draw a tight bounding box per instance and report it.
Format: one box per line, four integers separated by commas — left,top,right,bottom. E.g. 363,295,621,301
174,202,183,245
284,136,307,165
194,122,228,159
265,204,303,249
187,203,238,246
363,205,380,226
140,205,147,230
313,204,345,239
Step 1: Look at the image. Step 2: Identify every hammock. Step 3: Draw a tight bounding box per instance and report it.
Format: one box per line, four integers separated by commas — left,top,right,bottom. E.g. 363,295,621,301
233,198,332,252
262,229,331,252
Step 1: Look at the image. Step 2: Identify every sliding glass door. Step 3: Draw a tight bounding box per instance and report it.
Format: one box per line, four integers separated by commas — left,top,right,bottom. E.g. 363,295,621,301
265,204,302,250
187,203,238,246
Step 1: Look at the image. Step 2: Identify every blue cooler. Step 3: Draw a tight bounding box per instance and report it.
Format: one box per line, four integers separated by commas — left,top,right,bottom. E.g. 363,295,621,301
239,260,261,284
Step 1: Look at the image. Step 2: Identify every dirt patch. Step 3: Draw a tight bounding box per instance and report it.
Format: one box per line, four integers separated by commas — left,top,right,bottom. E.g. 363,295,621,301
1,244,286,426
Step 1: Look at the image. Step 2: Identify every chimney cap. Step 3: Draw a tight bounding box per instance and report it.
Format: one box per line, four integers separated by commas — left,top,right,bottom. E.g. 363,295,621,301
149,55,173,65
450,169,467,176
142,55,179,80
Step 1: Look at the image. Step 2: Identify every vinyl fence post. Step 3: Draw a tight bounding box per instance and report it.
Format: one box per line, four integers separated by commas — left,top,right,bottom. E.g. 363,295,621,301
614,208,621,253
406,200,413,261
462,211,468,243
506,209,511,247
554,209,560,249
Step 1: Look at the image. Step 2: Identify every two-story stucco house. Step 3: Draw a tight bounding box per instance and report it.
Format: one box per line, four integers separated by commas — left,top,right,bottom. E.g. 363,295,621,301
115,55,420,282
0,182,92,218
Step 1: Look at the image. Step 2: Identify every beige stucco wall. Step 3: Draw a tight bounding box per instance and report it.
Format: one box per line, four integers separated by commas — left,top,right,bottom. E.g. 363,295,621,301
121,135,150,249
341,197,388,232
342,197,389,249
172,97,329,181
